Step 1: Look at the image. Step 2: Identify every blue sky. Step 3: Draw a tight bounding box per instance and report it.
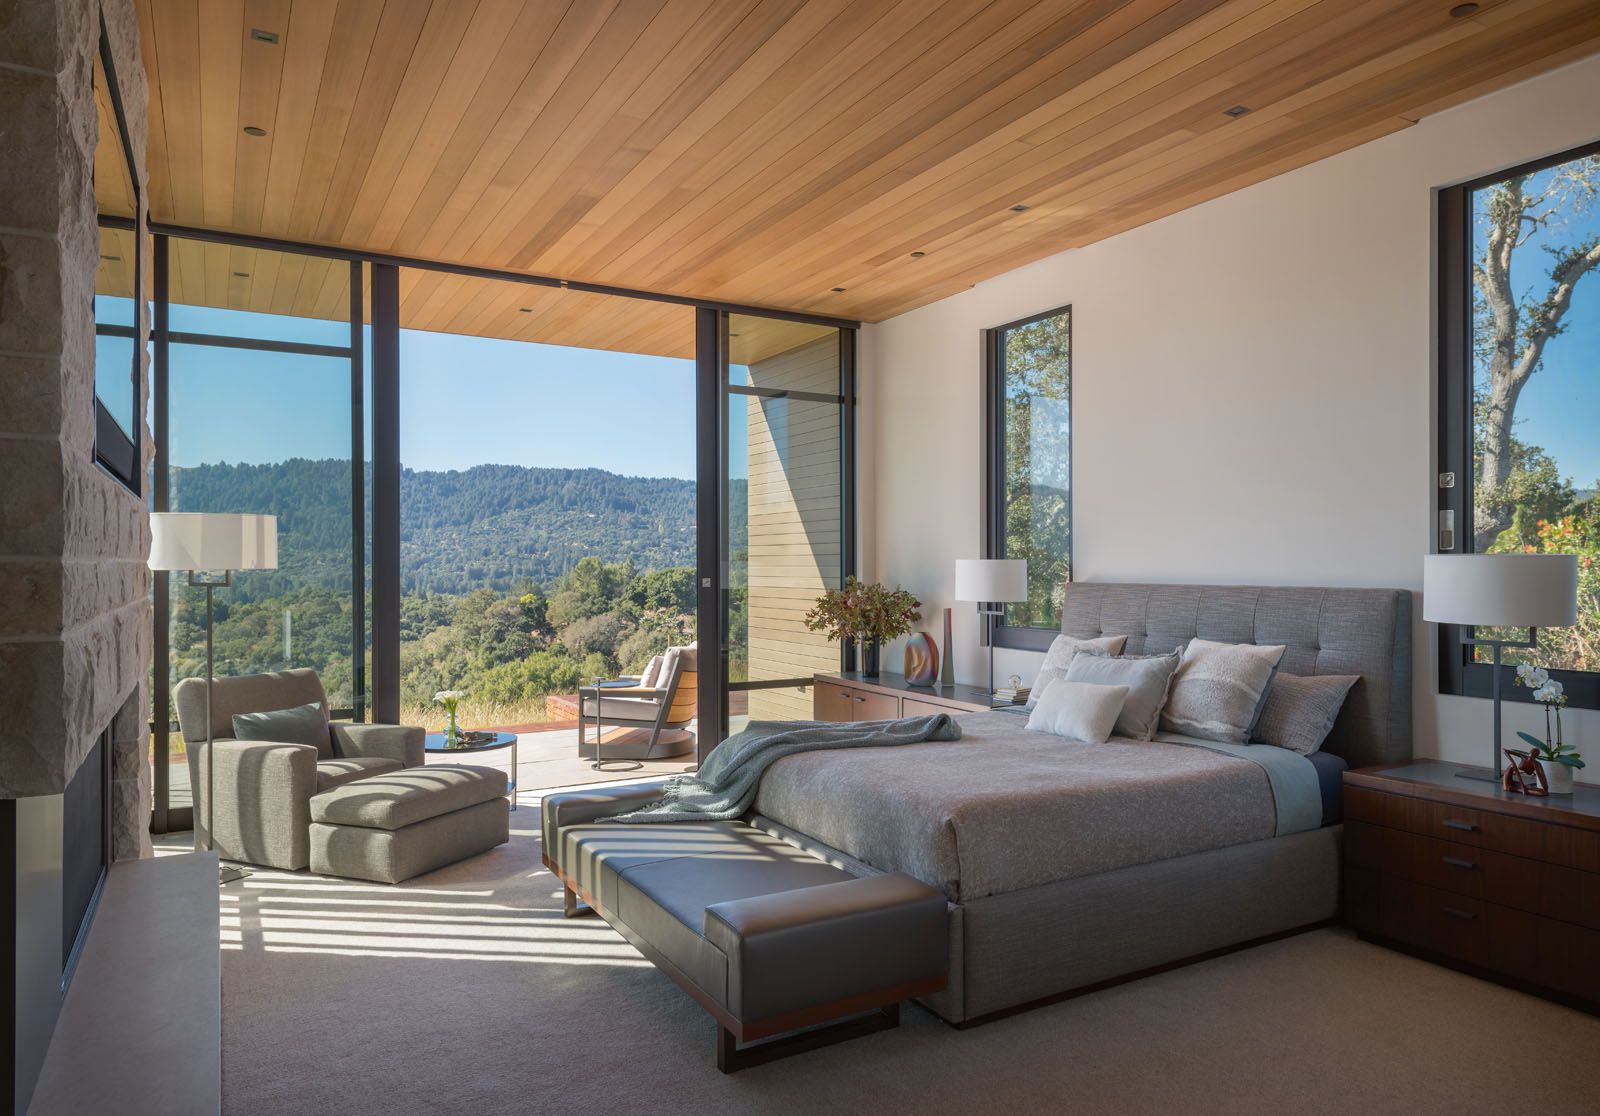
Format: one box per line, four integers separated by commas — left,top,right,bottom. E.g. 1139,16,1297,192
147,302,710,479
1474,164,1600,487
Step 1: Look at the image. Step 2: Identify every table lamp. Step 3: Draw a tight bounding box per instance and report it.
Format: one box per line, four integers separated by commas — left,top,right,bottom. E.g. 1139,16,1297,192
149,512,278,883
954,558,1028,706
1423,553,1577,780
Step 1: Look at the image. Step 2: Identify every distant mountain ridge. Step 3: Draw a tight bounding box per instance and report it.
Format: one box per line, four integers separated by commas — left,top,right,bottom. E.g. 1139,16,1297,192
170,459,729,598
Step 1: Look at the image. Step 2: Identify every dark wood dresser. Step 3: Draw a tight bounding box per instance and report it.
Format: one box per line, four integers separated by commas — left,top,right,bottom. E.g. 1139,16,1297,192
1343,762,1600,1012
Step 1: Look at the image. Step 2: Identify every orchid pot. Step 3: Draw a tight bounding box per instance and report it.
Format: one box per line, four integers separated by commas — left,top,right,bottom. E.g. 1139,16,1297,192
1513,666,1584,796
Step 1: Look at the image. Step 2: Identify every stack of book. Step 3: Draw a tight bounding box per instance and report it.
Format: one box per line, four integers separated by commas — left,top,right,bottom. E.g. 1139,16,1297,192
991,685,1030,706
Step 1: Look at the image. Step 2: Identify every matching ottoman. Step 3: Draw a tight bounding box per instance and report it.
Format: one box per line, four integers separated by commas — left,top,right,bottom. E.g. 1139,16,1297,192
309,764,509,883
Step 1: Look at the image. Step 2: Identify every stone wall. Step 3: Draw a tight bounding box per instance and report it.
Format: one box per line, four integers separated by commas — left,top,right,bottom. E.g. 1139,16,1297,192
0,0,151,859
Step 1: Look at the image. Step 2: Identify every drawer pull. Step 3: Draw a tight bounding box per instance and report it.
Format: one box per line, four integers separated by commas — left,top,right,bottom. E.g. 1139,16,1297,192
1442,819,1478,833
1441,906,1477,921
1441,856,1477,870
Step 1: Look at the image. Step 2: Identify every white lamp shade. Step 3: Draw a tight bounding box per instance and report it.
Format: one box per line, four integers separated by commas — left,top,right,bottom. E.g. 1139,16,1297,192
148,512,278,572
1422,554,1577,628
954,558,1028,603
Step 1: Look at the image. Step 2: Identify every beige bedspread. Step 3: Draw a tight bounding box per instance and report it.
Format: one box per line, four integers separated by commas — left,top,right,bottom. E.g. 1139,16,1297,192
751,710,1279,902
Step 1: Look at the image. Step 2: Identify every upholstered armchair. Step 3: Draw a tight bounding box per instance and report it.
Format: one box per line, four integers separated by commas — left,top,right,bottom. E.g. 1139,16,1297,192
172,668,424,871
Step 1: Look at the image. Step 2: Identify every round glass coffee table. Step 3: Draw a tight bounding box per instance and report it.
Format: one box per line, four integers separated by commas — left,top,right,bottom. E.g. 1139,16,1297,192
424,730,518,809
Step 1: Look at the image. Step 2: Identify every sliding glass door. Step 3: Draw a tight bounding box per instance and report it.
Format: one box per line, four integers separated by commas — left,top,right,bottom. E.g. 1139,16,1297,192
719,314,852,733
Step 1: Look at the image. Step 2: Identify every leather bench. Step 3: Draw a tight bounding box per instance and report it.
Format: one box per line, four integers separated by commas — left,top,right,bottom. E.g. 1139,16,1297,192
541,781,949,1072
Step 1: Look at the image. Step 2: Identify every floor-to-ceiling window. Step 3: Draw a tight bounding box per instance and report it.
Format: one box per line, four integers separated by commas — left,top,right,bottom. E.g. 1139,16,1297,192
136,226,854,828
153,239,363,822
724,314,851,728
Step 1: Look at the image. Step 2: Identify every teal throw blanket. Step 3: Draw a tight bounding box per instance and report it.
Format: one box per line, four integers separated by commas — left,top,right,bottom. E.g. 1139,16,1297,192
606,714,963,823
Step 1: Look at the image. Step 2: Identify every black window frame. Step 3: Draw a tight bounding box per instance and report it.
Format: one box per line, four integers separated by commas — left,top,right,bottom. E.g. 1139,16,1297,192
984,303,1072,653
91,23,143,496
1437,137,1600,713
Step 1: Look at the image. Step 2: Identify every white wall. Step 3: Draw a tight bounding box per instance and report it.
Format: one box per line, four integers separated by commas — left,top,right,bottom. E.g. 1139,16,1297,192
862,54,1600,768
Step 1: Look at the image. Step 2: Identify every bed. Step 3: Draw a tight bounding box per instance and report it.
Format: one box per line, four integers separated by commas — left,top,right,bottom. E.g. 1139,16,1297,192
749,582,1413,1025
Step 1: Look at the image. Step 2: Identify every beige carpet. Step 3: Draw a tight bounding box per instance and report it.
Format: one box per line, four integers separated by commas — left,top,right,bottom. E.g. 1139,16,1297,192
218,810,1600,1116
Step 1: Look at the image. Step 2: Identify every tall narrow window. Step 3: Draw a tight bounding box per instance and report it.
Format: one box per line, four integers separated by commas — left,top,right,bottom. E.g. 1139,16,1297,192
1439,141,1600,708
986,305,1071,649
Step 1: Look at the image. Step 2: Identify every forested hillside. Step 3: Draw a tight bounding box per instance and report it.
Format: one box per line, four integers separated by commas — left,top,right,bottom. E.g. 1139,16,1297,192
171,459,706,595
167,459,745,725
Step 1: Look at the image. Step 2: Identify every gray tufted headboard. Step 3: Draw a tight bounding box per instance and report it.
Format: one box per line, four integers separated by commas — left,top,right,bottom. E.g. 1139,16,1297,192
1059,583,1413,769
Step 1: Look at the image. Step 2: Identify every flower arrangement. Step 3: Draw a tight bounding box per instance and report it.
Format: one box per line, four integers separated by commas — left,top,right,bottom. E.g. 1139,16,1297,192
1513,665,1583,771
435,689,466,748
804,577,922,645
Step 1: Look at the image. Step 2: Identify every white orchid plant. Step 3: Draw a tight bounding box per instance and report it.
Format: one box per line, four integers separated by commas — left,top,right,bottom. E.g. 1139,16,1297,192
1513,666,1584,770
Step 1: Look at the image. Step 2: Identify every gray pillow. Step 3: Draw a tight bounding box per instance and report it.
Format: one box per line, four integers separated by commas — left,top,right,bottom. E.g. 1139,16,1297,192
1028,633,1129,708
231,701,329,749
1252,673,1359,756
1160,638,1287,744
1064,650,1182,740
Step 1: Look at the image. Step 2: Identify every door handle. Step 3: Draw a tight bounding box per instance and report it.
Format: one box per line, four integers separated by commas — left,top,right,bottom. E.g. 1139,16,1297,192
1441,856,1477,870
1442,819,1478,833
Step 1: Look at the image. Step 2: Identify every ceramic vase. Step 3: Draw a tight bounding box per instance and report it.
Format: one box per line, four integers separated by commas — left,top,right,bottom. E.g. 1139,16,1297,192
940,608,955,687
904,632,939,686
1540,759,1575,795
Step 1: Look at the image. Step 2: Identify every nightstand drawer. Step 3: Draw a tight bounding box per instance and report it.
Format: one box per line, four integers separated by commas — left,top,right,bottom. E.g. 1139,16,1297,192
1380,877,1489,967
1347,821,1485,899
1345,788,1484,846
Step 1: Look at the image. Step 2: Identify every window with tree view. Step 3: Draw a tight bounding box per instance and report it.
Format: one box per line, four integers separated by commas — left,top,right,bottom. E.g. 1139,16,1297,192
990,306,1071,636
1463,144,1600,681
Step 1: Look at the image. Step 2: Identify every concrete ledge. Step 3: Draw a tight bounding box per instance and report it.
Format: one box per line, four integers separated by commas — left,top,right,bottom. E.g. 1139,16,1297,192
28,852,220,1116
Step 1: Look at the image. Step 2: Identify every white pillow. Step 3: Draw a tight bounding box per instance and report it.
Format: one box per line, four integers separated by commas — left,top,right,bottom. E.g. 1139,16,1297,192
1026,680,1131,744
1027,634,1130,707
639,654,664,687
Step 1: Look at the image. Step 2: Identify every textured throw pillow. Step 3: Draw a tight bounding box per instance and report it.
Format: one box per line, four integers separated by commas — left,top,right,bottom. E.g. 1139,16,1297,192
1026,679,1130,743
1160,638,1287,744
1253,673,1359,756
1027,633,1130,708
231,701,328,748
1064,650,1182,740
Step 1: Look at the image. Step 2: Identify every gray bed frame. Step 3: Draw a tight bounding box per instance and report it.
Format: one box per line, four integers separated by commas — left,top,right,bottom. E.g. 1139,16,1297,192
754,582,1414,1026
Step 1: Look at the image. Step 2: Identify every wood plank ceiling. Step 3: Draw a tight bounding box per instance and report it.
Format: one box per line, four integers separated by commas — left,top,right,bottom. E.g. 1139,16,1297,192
124,0,1600,358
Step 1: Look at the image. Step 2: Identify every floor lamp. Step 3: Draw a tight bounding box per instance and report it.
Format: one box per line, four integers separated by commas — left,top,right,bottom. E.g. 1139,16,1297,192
149,512,278,884
1423,553,1577,782
954,558,1028,706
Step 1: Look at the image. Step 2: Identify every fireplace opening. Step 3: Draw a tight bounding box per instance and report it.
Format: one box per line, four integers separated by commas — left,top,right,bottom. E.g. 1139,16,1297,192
61,731,111,985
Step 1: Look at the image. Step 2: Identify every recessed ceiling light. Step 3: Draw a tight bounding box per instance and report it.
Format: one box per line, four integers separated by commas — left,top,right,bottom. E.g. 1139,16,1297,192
1009,204,1029,212
243,125,268,137
250,28,280,43
232,271,250,278
830,287,846,293
1222,105,1251,117
1448,2,1479,16
909,251,926,258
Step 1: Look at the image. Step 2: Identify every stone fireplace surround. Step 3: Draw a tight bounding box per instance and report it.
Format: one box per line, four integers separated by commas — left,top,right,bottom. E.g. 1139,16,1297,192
1,1,152,1112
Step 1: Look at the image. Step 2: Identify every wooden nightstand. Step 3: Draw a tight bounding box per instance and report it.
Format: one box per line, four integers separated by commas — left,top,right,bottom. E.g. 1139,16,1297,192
812,671,999,722
1343,761,1600,1013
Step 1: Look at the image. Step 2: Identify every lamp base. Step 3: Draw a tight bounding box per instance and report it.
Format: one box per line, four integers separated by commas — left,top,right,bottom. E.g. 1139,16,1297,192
1453,765,1501,783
